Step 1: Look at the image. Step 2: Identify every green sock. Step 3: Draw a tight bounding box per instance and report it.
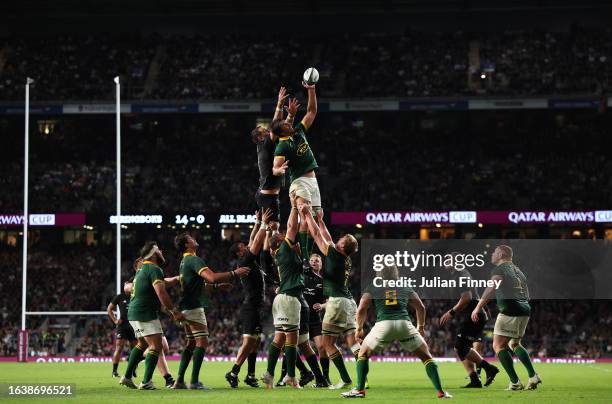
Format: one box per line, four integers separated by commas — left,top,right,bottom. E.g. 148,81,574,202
190,347,206,384
356,356,369,390
513,345,536,378
284,344,297,378
143,350,159,383
330,351,351,383
497,348,519,383
124,346,144,378
177,348,193,383
424,360,443,393
267,342,282,375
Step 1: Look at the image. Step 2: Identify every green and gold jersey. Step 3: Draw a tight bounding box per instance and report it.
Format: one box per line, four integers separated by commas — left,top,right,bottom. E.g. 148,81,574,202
323,246,352,299
128,261,164,322
297,231,314,258
274,238,304,297
491,262,531,316
179,253,209,311
274,121,318,183
370,286,414,322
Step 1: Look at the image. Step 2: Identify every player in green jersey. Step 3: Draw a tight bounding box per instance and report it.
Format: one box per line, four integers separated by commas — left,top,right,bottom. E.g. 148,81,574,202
119,242,185,390
471,245,541,391
272,80,322,212
261,192,305,388
171,233,250,390
342,265,452,399
299,204,360,390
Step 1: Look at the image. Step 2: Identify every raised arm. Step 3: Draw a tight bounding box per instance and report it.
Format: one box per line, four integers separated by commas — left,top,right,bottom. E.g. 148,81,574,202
286,192,299,241
299,204,331,255
248,210,262,247
249,208,273,256
273,86,289,121
199,265,250,284
409,291,426,337
316,209,333,244
300,82,317,130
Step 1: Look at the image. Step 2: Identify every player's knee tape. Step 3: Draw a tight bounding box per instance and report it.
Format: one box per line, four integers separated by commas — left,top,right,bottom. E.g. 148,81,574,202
298,332,310,344
454,338,471,360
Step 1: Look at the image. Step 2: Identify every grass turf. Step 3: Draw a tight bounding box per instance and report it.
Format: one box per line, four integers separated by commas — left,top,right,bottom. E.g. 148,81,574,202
0,360,611,403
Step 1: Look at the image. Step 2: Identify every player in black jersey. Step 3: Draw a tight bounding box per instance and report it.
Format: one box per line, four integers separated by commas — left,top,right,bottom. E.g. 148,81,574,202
107,286,137,378
252,87,299,225
303,253,331,385
225,209,273,388
439,261,499,388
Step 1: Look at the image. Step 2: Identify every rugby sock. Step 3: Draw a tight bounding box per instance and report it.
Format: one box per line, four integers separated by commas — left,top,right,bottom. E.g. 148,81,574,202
295,353,308,374
330,351,352,383
279,356,287,380
284,344,298,378
320,357,330,380
113,363,118,373
469,371,481,384
124,345,144,378
143,350,159,384
356,355,369,391
190,347,206,384
479,359,494,371
513,345,536,378
497,348,519,383
351,343,361,359
177,348,193,383
247,352,257,375
231,363,241,376
424,359,443,393
266,342,282,376
305,353,325,383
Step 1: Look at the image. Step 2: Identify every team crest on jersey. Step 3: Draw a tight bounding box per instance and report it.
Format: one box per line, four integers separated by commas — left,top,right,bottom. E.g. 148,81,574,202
297,142,309,156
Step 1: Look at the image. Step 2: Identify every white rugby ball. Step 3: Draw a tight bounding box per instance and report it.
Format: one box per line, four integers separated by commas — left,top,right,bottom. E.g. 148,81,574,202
303,67,319,85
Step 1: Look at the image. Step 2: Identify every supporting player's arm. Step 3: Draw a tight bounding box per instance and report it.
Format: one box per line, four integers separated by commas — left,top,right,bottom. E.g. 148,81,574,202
355,292,373,341
249,208,273,255
316,209,333,244
248,209,262,248
471,274,502,322
299,203,330,256
440,290,472,326
107,301,119,325
286,192,299,242
272,156,289,176
273,86,289,121
300,82,317,130
152,281,185,321
409,291,426,336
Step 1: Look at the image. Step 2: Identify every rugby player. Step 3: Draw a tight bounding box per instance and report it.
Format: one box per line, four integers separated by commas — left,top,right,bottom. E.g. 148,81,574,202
108,285,137,378
172,233,250,390
471,245,542,391
299,204,359,389
342,265,452,399
253,86,299,226
272,81,321,213
439,259,499,388
225,208,274,388
119,242,185,390
261,192,305,388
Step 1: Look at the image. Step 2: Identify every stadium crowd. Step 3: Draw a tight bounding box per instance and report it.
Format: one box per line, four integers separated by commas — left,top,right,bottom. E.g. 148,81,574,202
1,28,611,100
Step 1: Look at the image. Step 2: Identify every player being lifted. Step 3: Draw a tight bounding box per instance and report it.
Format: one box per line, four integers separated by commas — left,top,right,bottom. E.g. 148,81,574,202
108,283,137,378
172,233,250,390
119,242,185,390
439,256,499,388
253,87,299,227
342,265,452,399
471,245,541,391
300,204,359,389
262,192,306,388
272,81,321,215
225,208,274,388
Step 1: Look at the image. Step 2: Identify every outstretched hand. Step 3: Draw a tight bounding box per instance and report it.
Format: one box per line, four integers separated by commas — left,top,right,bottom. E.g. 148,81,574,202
286,97,300,115
262,208,273,224
277,86,289,103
